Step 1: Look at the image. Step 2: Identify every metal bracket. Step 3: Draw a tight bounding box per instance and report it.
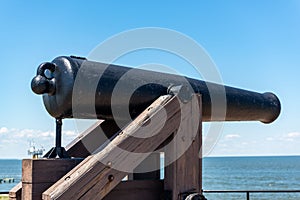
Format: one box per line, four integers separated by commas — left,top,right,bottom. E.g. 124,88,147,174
179,189,207,200
167,84,193,103
184,193,207,200
43,118,70,158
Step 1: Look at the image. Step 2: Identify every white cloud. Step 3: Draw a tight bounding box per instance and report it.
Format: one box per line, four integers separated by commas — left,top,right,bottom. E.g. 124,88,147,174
14,129,36,138
0,127,76,143
64,130,77,136
225,134,241,139
206,130,300,157
9,129,75,139
38,131,54,137
275,132,300,142
0,127,78,158
0,127,8,134
263,132,300,143
286,132,300,138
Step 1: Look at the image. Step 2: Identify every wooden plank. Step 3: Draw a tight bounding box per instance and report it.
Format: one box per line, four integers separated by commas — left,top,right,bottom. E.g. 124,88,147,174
103,180,163,200
9,182,22,200
132,152,161,180
10,119,122,199
22,183,56,200
43,94,198,200
164,95,202,200
22,159,83,183
66,120,121,158
21,159,83,200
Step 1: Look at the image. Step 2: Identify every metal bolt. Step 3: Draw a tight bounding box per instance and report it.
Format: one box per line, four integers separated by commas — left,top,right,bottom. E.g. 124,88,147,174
107,161,112,168
108,175,114,182
64,176,70,181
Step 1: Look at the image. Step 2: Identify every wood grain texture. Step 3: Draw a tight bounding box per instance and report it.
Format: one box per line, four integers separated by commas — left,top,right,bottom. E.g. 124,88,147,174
66,120,121,158
43,94,196,200
10,117,122,199
43,94,202,200
22,183,55,200
9,182,22,200
164,95,202,200
21,159,82,200
132,152,160,180
103,180,164,200
22,159,83,183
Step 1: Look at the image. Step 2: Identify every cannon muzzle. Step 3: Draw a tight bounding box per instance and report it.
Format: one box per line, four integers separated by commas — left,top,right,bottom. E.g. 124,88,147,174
31,56,281,123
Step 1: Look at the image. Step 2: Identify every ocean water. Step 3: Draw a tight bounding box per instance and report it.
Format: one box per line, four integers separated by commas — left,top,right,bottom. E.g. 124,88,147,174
203,156,300,199
0,157,300,199
0,159,21,192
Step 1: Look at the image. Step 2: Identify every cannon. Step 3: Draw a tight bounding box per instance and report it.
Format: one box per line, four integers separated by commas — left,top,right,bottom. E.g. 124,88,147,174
31,56,280,123
31,56,281,158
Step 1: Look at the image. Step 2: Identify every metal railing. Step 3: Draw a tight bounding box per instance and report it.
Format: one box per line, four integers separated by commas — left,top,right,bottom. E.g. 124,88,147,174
203,190,300,200
2,190,300,199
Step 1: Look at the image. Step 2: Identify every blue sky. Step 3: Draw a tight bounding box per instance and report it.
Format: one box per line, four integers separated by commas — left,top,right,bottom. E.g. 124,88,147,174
0,1,299,158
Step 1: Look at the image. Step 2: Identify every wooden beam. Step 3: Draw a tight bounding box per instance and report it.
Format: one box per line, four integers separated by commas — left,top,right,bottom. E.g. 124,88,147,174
103,180,163,200
9,120,121,200
132,152,161,180
9,182,22,200
164,95,202,200
43,94,200,200
21,159,83,200
66,120,121,158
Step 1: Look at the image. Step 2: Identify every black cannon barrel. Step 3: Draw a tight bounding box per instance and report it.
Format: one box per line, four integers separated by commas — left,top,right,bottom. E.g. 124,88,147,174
31,56,281,123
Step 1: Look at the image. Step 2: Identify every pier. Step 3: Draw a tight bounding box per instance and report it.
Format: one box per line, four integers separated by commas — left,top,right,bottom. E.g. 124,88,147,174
0,178,14,184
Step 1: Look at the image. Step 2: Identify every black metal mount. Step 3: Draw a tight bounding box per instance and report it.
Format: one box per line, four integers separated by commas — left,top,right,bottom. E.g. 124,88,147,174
43,118,70,158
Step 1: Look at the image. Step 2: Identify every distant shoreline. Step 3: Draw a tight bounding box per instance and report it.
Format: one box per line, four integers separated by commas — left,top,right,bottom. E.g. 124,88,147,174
205,155,300,158
0,155,300,160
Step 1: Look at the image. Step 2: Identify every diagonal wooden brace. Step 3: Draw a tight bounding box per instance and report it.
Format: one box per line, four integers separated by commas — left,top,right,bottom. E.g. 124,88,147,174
42,94,202,200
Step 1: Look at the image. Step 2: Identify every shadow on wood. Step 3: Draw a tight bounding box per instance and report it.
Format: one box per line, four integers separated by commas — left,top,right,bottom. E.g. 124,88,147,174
43,94,202,200
11,94,203,200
